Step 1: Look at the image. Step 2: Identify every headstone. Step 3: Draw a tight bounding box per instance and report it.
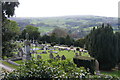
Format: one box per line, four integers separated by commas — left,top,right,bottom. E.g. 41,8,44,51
18,52,21,57
22,55,26,60
61,55,66,60
48,50,53,53
95,60,100,75
37,55,42,60
18,51,23,57
53,51,58,54
58,48,61,51
42,51,47,54
75,53,79,57
18,48,24,57
56,55,60,60
49,53,54,59
24,40,31,60
53,57,56,60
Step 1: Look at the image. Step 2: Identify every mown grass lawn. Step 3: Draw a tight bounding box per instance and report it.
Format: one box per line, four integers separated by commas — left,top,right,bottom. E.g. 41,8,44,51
32,49,90,61
33,50,75,60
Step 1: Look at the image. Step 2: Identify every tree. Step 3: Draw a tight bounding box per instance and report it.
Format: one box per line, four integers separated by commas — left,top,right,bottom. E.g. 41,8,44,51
85,23,117,70
40,34,50,43
50,33,58,43
2,19,20,58
20,25,40,40
115,32,120,63
2,2,19,19
65,35,74,46
2,20,20,41
74,38,85,48
52,27,68,38
2,2,20,58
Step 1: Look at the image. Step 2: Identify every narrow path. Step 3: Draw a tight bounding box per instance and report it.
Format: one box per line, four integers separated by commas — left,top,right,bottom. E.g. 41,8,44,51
0,63,15,72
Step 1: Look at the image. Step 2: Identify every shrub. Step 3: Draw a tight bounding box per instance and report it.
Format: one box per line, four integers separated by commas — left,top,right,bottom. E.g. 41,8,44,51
2,59,120,80
73,56,95,74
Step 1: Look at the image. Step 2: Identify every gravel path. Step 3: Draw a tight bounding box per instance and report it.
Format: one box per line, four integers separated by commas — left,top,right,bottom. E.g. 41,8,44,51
0,63,15,72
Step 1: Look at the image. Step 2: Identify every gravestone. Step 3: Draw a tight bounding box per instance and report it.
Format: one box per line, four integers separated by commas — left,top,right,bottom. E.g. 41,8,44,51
18,52,22,57
42,51,47,54
18,48,24,57
75,53,79,57
56,55,60,60
48,50,53,54
61,55,66,60
95,60,100,75
37,55,42,60
24,40,31,60
53,51,58,54
49,53,54,59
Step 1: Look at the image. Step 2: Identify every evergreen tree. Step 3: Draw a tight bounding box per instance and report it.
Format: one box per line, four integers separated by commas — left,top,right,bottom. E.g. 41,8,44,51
85,23,117,70
115,32,120,63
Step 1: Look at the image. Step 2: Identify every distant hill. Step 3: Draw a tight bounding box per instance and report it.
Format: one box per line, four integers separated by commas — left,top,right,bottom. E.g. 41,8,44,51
9,15,118,38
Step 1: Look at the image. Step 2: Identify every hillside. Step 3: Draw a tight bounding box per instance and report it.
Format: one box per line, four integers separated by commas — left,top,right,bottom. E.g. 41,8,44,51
9,15,118,38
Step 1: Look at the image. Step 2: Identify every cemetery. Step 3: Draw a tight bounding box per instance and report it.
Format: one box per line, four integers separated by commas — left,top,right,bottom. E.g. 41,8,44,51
1,1,120,79
1,40,120,79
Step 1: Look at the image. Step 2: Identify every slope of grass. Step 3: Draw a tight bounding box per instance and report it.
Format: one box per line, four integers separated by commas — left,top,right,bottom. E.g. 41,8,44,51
2,61,18,69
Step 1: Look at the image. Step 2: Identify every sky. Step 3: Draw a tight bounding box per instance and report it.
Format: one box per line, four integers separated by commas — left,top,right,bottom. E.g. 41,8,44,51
15,0,119,17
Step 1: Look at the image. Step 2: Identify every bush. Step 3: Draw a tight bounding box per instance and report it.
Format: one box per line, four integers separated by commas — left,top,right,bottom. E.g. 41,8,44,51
2,59,120,80
2,59,89,79
73,56,95,74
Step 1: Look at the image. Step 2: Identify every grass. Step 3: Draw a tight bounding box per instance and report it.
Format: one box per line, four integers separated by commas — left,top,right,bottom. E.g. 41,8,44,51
14,60,23,64
32,50,75,60
8,46,120,77
101,70,120,77
2,61,18,69
32,49,90,61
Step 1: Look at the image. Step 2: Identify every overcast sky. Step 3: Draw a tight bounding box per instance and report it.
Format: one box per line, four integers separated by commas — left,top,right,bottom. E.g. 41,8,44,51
15,0,119,17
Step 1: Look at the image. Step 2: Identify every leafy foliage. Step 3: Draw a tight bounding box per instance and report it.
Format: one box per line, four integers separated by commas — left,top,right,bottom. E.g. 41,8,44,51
2,2,20,58
2,59,119,79
20,25,40,40
3,59,88,79
74,38,85,48
2,2,19,18
2,20,20,58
